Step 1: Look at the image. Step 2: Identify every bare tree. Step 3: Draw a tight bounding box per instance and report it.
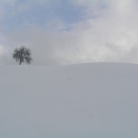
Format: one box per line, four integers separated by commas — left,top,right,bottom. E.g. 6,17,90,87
13,46,32,65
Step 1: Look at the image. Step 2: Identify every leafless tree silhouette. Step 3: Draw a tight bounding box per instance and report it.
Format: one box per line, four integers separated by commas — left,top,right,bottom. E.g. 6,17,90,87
13,46,32,65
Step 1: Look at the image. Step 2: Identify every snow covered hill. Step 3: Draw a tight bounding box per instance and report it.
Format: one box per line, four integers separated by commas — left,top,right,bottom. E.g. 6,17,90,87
0,63,138,138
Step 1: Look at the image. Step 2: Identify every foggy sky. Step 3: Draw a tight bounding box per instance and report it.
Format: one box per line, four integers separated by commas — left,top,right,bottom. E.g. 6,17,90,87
0,0,138,65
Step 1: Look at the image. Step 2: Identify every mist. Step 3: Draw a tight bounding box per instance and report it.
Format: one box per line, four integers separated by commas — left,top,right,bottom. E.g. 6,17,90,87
1,0,138,65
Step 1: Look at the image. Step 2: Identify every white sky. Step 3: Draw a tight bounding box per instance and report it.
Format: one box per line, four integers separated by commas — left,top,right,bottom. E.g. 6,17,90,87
0,0,138,65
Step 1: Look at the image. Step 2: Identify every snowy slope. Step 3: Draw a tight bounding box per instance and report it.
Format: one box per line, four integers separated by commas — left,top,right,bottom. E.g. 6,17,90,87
0,63,138,138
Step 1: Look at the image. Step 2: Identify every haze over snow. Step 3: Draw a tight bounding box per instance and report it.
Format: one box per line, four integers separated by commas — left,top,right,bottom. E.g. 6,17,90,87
0,63,138,137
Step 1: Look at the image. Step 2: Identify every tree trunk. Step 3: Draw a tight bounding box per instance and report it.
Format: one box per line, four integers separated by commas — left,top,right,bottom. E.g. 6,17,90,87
19,60,22,65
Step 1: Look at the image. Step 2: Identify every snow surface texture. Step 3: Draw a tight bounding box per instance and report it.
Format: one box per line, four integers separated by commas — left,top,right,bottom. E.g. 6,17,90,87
0,63,138,138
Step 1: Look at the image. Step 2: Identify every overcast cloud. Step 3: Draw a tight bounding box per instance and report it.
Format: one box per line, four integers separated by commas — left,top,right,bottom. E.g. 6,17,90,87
0,0,138,65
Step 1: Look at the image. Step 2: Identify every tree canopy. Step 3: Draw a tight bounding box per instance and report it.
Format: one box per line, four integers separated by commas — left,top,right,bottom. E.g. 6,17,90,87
13,46,32,65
